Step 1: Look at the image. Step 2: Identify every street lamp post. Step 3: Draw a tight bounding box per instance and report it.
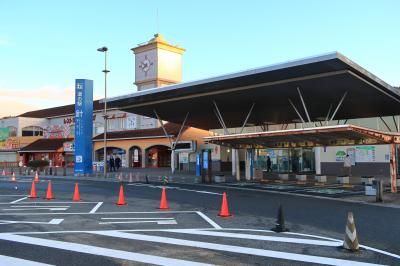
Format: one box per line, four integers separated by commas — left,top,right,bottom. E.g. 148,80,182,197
97,46,109,178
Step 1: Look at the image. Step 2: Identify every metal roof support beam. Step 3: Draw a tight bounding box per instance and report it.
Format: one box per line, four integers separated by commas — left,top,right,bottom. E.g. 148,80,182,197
297,87,311,123
173,112,190,149
392,116,399,132
379,117,392,132
213,100,229,135
153,109,174,148
288,98,305,124
329,91,348,122
324,104,333,126
240,103,255,134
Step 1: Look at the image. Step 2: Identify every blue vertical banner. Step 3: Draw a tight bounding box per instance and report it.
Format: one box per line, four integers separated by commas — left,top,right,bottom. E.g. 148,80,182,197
195,153,201,176
74,79,93,175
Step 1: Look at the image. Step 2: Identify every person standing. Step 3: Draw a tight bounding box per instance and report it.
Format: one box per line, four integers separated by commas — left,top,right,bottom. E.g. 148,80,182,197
109,155,115,172
266,156,272,172
343,154,352,176
115,156,121,171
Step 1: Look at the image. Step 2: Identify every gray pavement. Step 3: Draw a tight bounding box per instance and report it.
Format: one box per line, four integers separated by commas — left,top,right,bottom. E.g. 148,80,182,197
0,175,399,265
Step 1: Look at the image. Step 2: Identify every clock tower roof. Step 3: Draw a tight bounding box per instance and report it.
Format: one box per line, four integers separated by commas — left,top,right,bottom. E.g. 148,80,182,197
131,33,185,54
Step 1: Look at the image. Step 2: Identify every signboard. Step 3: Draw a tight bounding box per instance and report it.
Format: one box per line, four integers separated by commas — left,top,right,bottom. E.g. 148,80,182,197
44,125,71,139
356,146,375,162
335,150,346,161
179,152,189,163
74,79,93,174
0,128,10,150
63,141,75,152
133,148,139,162
203,150,209,169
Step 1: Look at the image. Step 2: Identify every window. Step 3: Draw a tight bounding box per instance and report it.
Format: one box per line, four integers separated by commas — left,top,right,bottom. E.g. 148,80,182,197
22,126,44,136
7,126,17,137
107,118,126,131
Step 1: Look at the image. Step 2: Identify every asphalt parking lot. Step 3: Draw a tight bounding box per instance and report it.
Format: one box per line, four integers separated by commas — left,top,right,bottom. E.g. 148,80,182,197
0,176,399,265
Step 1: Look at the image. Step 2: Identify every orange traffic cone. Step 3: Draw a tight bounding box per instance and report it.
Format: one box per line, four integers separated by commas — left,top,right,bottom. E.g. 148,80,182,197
72,183,81,201
34,171,40,183
218,192,232,218
45,181,55,200
28,180,38,199
11,172,16,182
116,183,127,205
158,187,169,210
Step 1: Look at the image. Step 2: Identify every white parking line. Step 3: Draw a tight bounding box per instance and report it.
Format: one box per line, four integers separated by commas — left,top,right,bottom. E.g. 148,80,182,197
10,197,28,204
196,212,222,229
11,205,70,208
2,208,68,211
165,229,342,247
89,202,103,214
99,220,177,225
0,210,197,216
0,254,54,266
0,218,64,225
92,231,382,266
101,217,175,220
0,233,212,266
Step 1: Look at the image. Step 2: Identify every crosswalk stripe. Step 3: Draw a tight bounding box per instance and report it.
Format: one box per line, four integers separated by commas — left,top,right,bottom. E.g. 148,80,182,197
0,233,212,266
92,231,383,266
0,254,53,266
164,229,342,247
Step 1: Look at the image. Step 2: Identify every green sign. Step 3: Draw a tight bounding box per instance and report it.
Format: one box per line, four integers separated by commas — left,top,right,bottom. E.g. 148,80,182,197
0,128,10,141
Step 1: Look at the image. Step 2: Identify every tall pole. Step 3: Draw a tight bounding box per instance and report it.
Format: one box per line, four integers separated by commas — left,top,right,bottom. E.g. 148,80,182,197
98,46,109,178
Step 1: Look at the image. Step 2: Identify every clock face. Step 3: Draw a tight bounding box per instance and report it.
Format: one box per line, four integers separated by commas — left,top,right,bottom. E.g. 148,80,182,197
138,55,153,76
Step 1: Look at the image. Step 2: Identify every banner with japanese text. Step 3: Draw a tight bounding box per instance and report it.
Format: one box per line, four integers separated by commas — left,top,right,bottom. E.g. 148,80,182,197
74,79,93,174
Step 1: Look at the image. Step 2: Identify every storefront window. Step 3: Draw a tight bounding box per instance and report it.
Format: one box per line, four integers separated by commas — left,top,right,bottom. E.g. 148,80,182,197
255,148,315,173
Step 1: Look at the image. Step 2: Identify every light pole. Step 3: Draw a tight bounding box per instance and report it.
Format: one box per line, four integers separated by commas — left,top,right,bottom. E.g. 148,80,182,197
97,46,109,178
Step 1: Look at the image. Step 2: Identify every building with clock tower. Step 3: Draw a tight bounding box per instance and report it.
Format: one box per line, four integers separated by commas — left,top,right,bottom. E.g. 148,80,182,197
132,33,185,90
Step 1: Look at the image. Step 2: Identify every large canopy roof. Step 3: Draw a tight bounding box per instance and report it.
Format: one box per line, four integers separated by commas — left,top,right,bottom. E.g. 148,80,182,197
204,125,400,149
107,52,400,130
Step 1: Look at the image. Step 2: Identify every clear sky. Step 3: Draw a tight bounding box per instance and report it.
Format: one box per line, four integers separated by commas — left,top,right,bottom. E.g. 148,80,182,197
0,0,399,117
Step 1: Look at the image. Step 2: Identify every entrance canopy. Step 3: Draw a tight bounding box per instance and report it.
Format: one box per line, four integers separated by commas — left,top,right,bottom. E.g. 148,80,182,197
204,125,400,149
107,52,400,130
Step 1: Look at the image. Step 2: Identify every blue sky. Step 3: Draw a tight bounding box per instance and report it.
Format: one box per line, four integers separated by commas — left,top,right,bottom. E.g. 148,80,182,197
0,0,399,116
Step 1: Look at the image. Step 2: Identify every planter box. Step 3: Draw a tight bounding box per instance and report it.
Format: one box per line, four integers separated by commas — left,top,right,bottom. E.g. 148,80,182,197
296,174,307,182
361,176,375,185
214,175,225,183
337,176,349,184
279,174,289,180
314,175,327,183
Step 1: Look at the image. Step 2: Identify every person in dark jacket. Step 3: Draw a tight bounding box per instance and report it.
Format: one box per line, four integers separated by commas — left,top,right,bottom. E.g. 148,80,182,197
115,156,121,171
266,156,272,172
109,156,116,172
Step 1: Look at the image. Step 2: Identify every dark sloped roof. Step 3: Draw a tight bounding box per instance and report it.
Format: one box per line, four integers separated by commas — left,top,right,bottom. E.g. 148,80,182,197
19,138,72,152
93,123,187,140
18,100,115,118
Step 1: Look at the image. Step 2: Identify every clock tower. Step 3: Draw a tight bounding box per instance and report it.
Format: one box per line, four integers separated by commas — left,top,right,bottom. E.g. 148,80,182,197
132,33,186,91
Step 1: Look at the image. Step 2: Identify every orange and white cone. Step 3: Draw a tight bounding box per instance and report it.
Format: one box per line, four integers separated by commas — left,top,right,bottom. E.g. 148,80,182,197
28,180,38,199
34,171,40,183
158,187,169,210
11,172,16,182
218,192,232,218
116,183,127,205
72,183,81,201
45,181,55,200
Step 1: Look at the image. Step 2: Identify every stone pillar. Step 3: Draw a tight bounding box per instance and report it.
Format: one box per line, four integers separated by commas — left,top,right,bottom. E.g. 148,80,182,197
171,149,175,174
390,143,397,193
235,149,240,181
232,148,236,177
315,147,321,175
141,149,146,168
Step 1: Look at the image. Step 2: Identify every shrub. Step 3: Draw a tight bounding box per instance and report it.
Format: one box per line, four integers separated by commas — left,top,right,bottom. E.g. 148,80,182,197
28,160,49,170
